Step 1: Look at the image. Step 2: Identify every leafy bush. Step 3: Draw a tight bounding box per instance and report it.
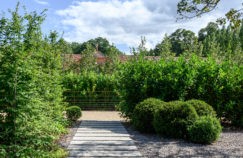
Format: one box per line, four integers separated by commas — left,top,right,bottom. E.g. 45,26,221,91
153,101,198,138
118,55,242,127
186,99,216,117
66,106,82,121
0,5,67,157
132,98,165,133
117,57,195,117
188,116,222,144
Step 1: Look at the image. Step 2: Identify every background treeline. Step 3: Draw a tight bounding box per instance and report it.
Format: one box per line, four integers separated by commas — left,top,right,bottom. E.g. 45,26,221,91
61,36,123,56
62,21,243,59
0,5,67,157
149,21,243,64
61,21,243,67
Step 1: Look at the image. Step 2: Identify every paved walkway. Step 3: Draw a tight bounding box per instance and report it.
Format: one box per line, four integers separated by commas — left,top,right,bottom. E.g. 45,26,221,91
68,111,143,157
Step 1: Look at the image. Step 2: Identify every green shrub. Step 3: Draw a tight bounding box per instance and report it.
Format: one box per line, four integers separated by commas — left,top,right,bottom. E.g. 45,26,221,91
186,99,216,117
153,101,198,138
188,116,222,144
66,106,82,121
118,55,242,127
132,98,165,133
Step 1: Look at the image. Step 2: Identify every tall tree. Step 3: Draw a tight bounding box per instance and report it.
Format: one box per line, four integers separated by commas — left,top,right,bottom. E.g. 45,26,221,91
198,22,219,41
79,37,123,56
0,4,66,157
70,42,82,54
239,20,243,50
153,34,173,57
169,29,198,56
202,33,221,57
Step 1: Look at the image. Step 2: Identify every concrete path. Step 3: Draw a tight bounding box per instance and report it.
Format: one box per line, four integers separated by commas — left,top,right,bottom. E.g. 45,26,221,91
68,111,143,158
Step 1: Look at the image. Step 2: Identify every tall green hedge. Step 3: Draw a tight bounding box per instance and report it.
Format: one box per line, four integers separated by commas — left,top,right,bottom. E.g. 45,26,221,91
0,5,67,157
118,56,242,126
62,72,120,109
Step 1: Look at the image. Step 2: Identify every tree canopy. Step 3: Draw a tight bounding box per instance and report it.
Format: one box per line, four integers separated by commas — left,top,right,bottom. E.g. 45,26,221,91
69,37,123,56
177,0,243,28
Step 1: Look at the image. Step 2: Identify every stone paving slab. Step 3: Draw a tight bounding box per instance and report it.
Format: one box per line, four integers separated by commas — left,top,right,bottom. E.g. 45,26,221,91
68,111,143,158
71,136,132,141
68,145,138,151
74,133,130,137
69,150,142,157
70,140,136,145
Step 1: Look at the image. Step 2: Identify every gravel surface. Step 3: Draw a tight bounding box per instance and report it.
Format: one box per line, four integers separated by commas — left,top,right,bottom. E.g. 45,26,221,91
59,111,243,157
58,119,82,148
123,122,243,158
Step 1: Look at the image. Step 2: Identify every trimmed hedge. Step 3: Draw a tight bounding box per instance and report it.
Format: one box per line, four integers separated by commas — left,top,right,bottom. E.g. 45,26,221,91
188,116,222,144
118,56,242,127
66,106,82,121
132,98,165,133
153,101,198,138
186,99,216,117
62,72,120,109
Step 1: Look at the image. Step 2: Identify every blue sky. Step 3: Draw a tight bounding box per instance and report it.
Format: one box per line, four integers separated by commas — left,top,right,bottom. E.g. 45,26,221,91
0,0,242,53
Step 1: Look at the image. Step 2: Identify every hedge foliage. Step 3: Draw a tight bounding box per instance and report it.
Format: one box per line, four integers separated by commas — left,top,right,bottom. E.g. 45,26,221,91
0,5,67,157
62,71,120,109
66,106,82,121
63,71,118,92
132,98,164,133
188,116,222,144
118,56,242,126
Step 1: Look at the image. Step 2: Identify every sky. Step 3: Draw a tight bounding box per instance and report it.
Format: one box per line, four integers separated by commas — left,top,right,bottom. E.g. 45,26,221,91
0,0,242,53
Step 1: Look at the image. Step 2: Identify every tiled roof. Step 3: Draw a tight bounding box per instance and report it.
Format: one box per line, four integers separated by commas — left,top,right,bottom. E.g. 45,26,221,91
63,53,162,65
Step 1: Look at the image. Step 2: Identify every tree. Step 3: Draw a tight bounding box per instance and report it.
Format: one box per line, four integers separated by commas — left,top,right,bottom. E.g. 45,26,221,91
202,33,221,57
79,43,96,72
70,42,82,54
198,22,219,41
177,0,243,28
79,37,122,56
169,29,198,56
0,3,66,157
239,20,243,50
153,34,174,57
57,38,73,54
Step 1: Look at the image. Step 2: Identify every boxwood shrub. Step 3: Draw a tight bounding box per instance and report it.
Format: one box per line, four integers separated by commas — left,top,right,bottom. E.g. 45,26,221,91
153,101,198,139
66,106,82,121
132,98,165,133
188,116,222,144
186,99,216,117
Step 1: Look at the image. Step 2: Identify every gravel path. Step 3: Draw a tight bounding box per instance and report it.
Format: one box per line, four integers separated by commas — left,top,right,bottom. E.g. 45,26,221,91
60,111,243,158
124,122,243,158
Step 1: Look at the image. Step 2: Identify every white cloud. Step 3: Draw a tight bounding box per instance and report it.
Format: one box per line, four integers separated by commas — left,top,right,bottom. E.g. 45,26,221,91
34,0,48,5
55,0,238,53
